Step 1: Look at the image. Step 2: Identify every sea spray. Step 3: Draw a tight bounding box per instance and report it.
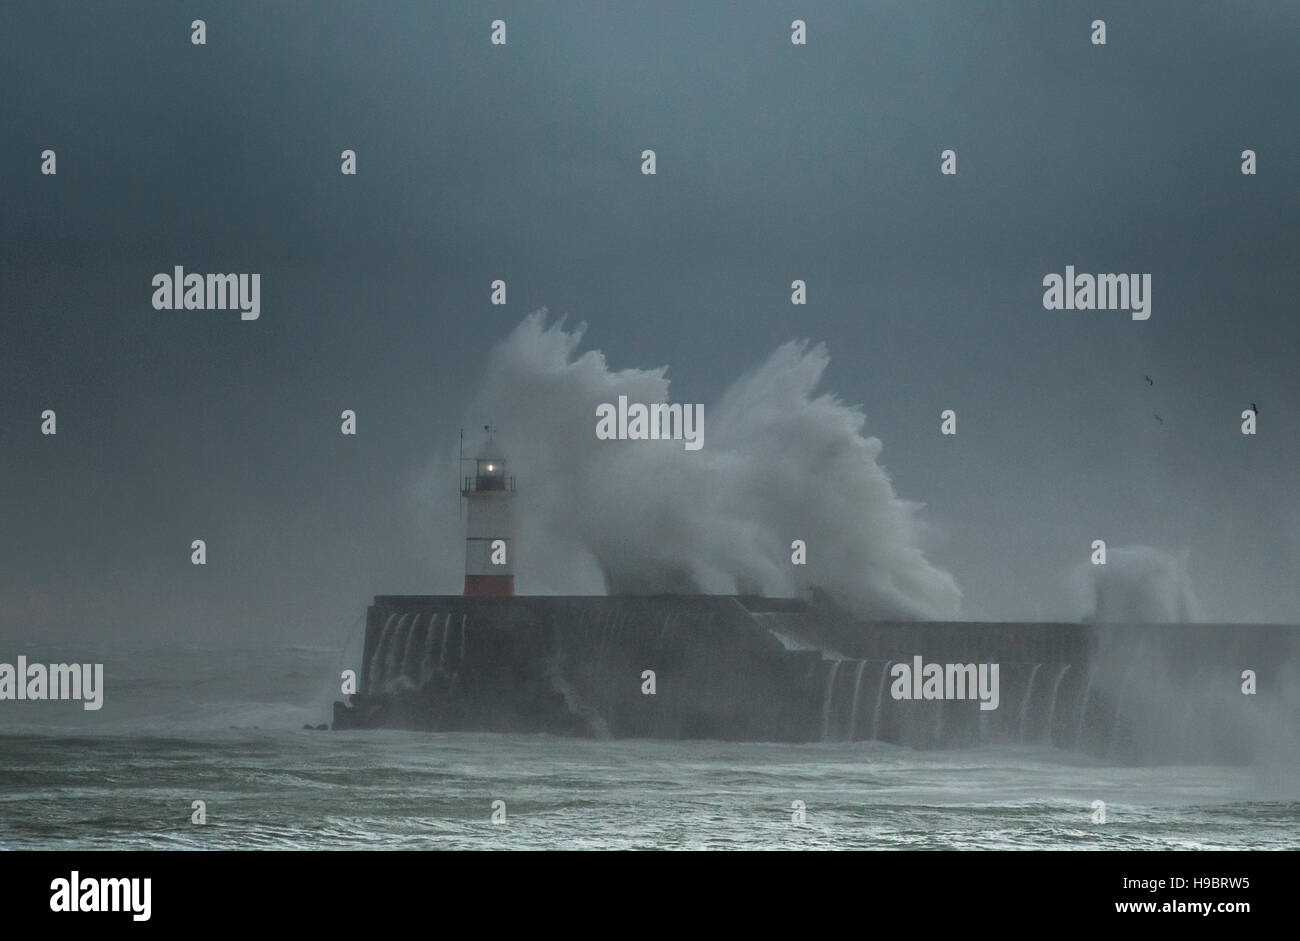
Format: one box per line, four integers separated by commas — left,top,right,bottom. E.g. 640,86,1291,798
425,310,961,620
1070,545,1202,623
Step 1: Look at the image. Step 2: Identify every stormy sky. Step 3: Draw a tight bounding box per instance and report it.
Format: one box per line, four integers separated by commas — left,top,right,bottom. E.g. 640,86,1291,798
2,0,1297,644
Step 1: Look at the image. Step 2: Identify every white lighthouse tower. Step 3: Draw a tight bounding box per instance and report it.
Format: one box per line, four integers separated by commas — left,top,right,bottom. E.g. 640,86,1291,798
460,446,515,596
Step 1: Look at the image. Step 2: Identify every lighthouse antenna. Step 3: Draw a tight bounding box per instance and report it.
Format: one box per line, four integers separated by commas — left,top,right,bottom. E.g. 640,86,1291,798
458,427,464,520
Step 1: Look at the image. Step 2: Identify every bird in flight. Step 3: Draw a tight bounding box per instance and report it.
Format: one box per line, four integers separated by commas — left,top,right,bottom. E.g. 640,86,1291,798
1154,414,1164,425
1144,375,1153,386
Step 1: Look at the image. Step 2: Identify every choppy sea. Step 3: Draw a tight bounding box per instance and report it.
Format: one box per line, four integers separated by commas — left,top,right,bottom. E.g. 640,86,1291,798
1,644,1296,850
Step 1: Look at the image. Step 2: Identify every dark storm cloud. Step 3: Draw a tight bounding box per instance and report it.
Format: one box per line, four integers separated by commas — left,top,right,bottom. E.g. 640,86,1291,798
1,0,1297,642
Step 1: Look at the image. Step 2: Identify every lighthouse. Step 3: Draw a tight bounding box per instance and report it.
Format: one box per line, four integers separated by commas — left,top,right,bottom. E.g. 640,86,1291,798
461,453,515,596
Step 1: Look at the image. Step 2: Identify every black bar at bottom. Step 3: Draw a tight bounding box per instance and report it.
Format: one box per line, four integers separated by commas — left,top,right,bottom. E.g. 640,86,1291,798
0,850,1285,928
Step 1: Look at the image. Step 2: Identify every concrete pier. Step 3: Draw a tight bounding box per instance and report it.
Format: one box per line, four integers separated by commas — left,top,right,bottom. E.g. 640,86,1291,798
332,594,1300,763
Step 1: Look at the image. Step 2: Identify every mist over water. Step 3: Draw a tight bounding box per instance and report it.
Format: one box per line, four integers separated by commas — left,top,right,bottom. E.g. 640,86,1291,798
446,311,961,618
1069,546,1204,623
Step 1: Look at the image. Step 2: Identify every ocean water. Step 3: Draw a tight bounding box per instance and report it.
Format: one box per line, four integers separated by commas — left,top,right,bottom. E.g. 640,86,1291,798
1,645,1297,850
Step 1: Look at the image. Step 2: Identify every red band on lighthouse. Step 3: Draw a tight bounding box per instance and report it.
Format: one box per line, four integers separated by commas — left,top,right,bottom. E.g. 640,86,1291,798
463,574,514,596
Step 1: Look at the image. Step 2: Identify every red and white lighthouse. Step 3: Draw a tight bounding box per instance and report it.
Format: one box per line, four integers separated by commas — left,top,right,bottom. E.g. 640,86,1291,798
460,453,515,596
